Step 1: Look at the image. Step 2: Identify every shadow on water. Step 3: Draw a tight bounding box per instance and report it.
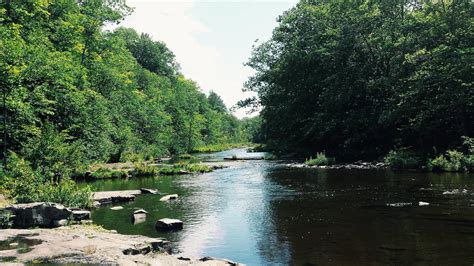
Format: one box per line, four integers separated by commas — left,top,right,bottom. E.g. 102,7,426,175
84,149,474,265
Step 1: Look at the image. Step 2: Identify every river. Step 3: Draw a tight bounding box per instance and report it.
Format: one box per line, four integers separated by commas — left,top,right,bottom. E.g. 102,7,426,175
85,149,474,265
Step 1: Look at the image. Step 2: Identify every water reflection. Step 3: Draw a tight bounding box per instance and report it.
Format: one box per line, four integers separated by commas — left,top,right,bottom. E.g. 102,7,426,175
86,150,474,265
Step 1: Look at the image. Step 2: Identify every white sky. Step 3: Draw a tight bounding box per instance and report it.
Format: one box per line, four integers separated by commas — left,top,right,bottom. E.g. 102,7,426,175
118,0,297,118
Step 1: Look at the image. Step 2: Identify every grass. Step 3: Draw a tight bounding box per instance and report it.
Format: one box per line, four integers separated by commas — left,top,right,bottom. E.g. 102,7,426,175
90,167,129,179
193,143,250,153
129,162,212,177
305,152,332,166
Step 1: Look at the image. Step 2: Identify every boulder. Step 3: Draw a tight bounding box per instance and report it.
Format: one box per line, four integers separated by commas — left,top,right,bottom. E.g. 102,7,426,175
6,202,71,228
155,218,183,231
132,209,147,224
140,188,159,194
53,219,68,227
134,209,148,214
159,194,178,201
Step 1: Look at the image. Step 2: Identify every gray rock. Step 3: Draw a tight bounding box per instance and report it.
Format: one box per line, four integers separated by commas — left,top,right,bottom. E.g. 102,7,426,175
6,202,71,228
155,218,183,231
140,188,159,194
71,210,91,221
159,194,178,201
134,209,148,214
53,219,68,227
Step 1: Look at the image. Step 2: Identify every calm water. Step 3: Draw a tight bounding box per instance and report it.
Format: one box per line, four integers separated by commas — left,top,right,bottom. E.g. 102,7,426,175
84,149,474,265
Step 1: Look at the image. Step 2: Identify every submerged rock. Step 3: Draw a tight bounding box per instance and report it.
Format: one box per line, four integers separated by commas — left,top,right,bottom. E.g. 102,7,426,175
110,206,124,211
387,202,413,207
160,194,178,201
418,201,430,206
155,218,183,231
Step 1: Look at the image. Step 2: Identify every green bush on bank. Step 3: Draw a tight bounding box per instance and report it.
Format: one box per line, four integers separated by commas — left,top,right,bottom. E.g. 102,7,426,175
384,149,421,169
427,137,474,172
1,153,92,209
306,152,332,166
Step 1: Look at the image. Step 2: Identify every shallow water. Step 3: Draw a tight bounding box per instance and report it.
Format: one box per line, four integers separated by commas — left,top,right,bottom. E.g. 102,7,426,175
86,149,474,265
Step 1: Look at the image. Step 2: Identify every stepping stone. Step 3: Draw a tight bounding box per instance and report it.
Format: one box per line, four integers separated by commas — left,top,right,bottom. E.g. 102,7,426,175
159,194,178,201
155,218,183,231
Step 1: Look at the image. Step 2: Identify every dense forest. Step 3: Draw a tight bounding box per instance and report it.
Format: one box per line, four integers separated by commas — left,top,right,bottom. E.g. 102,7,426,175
240,0,473,161
0,0,256,175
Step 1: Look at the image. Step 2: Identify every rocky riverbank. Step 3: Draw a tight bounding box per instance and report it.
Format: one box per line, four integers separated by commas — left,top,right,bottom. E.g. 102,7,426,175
0,225,241,265
287,161,389,170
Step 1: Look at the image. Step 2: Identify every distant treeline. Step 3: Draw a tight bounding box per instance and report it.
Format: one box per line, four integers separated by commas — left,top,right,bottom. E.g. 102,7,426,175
240,0,473,160
0,0,258,173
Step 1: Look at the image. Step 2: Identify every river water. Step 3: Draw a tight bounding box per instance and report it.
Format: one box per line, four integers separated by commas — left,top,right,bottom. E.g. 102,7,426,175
86,149,474,265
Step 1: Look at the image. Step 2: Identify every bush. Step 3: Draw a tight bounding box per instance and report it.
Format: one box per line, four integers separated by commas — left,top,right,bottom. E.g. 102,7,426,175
384,149,420,169
2,153,92,208
428,150,471,172
306,152,332,166
0,210,13,229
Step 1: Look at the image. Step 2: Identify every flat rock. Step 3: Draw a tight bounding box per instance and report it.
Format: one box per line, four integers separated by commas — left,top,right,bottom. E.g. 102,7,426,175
92,190,141,205
155,218,183,231
110,206,124,210
160,194,178,201
134,209,148,214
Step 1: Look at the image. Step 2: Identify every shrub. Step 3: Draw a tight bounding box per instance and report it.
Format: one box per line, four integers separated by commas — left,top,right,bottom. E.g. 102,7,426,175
2,153,92,208
306,152,332,166
384,149,420,169
428,150,470,172
0,210,13,229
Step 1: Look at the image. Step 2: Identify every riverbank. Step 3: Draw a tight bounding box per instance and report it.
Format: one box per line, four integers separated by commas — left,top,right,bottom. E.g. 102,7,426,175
0,225,241,265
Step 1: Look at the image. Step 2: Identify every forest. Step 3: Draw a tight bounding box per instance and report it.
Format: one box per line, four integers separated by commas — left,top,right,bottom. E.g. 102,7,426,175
0,1,258,171
0,0,262,205
240,0,473,164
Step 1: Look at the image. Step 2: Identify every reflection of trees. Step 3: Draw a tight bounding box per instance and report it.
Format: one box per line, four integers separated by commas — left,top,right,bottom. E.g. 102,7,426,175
258,167,474,265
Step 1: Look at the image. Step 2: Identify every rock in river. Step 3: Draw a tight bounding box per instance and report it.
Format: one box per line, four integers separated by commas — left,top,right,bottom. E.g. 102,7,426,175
110,206,124,210
160,194,178,201
140,188,159,194
5,202,89,228
155,218,183,231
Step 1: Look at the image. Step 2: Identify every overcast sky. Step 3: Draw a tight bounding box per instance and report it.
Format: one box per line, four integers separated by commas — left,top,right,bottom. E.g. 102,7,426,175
118,0,297,118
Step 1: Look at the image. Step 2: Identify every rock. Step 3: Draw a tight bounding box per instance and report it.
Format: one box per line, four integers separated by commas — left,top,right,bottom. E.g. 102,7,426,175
53,219,68,227
71,210,91,221
387,202,413,207
122,248,140,255
140,188,158,194
6,202,71,228
418,201,430,206
151,240,172,254
92,190,141,205
110,206,124,210
178,170,191,175
443,189,468,195
134,209,148,214
92,201,101,208
132,209,147,224
199,256,240,265
155,218,183,231
160,194,178,201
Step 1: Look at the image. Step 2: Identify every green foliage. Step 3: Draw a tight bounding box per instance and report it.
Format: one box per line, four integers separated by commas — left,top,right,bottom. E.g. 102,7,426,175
129,162,212,177
193,143,248,153
240,1,473,160
1,0,254,188
428,150,473,172
2,153,91,208
384,150,420,169
306,152,332,166
0,210,13,229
